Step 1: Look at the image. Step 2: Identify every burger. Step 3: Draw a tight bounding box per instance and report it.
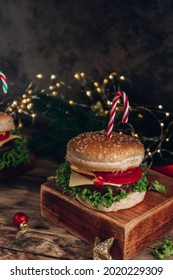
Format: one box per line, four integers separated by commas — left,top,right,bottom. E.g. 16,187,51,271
0,112,29,171
56,130,149,212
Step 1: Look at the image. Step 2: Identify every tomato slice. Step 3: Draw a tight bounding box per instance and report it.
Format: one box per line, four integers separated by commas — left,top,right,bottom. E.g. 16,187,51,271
95,167,142,185
0,131,10,141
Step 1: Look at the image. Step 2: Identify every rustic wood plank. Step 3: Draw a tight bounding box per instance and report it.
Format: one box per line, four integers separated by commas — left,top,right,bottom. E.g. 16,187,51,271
26,158,58,178
0,248,57,260
0,153,36,182
0,226,92,260
0,172,92,260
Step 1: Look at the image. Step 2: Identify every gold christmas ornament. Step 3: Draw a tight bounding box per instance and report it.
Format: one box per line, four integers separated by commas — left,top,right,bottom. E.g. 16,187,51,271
92,236,114,260
19,222,28,231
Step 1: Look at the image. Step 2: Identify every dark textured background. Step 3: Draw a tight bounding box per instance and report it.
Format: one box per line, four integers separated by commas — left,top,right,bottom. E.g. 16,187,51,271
0,0,173,110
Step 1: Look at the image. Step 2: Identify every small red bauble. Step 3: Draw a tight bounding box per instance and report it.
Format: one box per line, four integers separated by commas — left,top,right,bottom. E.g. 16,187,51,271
13,212,28,229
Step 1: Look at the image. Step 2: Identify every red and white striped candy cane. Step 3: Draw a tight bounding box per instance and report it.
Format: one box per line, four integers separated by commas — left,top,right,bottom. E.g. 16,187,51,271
107,90,129,138
0,71,8,93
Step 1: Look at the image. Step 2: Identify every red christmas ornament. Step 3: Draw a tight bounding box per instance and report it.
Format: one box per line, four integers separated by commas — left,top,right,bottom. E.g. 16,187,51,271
13,212,28,230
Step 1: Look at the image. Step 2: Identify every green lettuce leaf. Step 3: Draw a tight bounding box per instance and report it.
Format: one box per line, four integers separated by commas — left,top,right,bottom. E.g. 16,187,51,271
0,131,29,170
56,161,71,190
133,164,149,192
148,180,168,194
153,240,173,259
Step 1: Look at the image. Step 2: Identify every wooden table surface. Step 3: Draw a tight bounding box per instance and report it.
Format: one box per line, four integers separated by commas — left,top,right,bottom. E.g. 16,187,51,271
0,159,173,260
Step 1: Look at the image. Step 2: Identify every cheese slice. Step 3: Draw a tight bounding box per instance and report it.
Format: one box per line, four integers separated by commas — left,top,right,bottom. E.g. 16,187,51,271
0,134,21,147
69,171,95,186
69,170,122,187
70,164,95,177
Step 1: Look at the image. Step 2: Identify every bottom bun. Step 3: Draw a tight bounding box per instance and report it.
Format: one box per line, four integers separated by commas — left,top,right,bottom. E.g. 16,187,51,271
76,191,146,212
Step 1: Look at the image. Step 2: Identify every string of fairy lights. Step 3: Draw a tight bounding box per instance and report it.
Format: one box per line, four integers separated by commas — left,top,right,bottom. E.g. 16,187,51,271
2,72,173,166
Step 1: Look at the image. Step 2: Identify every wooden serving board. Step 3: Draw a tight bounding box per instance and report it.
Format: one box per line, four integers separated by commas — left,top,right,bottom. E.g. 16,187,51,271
40,169,173,259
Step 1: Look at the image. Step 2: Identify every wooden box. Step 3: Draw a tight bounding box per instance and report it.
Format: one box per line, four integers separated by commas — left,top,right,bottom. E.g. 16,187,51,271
40,169,173,259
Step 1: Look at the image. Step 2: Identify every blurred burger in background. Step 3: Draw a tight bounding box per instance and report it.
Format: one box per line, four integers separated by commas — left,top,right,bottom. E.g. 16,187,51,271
0,112,31,178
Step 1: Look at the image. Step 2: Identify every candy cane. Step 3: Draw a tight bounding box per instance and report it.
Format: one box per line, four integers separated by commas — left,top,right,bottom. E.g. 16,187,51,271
0,71,8,93
107,90,129,138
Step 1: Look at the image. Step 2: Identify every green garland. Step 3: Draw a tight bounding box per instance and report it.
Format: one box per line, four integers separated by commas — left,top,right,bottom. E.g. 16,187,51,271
0,131,29,169
30,92,106,159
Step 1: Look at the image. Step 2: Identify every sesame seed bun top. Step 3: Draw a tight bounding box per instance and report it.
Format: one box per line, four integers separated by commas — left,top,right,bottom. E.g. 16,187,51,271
66,130,145,171
0,112,15,131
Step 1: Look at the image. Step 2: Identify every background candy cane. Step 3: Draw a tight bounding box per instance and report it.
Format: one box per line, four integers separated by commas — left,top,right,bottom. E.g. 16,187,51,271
0,71,8,93
107,90,129,138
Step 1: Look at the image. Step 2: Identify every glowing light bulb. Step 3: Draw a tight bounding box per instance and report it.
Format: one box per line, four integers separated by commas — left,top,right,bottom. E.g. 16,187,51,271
132,132,138,138
109,74,113,80
52,91,58,96
165,112,170,117
120,75,125,80
20,104,26,109
160,122,164,127
56,83,61,88
86,91,91,97
138,113,143,119
96,87,101,93
158,105,163,110
74,73,80,79
8,107,13,112
27,103,33,109
18,108,23,113
80,72,85,77
103,79,108,84
50,74,56,80
94,82,99,87
107,100,112,106
22,99,27,104
18,122,23,128
27,98,31,103
134,133,138,138
36,74,43,79
28,89,33,95
12,100,18,106
69,100,75,105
